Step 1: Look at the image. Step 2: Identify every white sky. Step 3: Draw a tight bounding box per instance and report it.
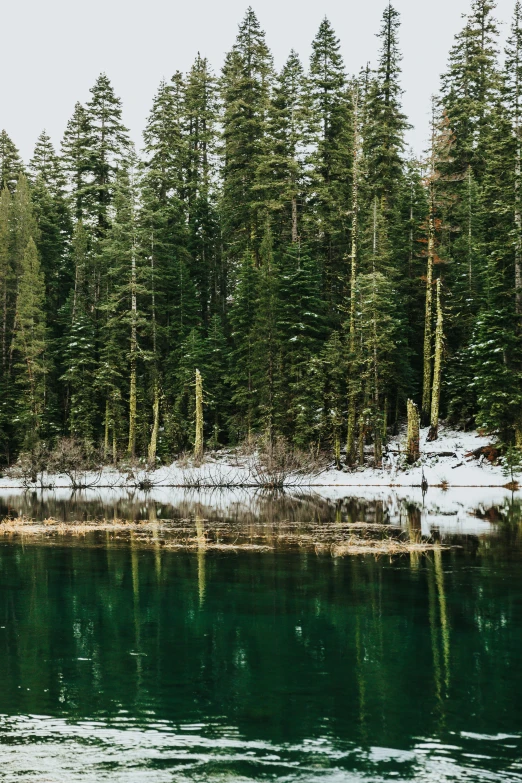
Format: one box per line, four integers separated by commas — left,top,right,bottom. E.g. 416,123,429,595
2,0,516,162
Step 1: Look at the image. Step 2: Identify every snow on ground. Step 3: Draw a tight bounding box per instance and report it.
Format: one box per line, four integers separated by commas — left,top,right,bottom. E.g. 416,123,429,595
0,424,514,492
0,426,518,539
312,425,511,488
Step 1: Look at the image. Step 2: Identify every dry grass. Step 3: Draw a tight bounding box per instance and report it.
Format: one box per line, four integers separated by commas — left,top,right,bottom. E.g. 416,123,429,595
0,515,447,556
340,522,402,530
331,538,446,556
162,542,272,552
0,516,172,536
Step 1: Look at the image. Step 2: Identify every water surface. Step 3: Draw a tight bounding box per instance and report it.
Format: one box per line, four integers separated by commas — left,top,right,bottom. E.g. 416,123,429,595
0,491,521,781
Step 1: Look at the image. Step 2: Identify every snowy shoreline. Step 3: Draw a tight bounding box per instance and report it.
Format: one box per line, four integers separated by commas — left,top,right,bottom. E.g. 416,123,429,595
0,425,518,492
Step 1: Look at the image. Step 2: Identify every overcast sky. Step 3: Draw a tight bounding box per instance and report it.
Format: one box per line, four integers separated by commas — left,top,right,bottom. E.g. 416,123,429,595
2,0,516,162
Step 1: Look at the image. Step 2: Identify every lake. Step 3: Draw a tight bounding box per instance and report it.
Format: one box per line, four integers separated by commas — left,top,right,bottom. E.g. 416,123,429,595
0,489,521,781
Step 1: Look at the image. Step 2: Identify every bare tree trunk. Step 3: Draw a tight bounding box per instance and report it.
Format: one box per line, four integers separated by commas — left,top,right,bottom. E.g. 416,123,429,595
0,190,10,372
71,254,80,325
373,348,382,467
515,90,522,316
291,196,298,243
112,420,117,465
357,399,366,467
428,279,443,441
407,399,420,463
423,107,438,425
371,199,381,466
194,369,204,463
334,431,341,470
515,412,522,449
128,238,137,459
148,384,160,467
2,282,7,370
104,399,110,462
422,186,435,425
512,13,522,446
346,83,360,466
148,238,160,467
467,166,473,295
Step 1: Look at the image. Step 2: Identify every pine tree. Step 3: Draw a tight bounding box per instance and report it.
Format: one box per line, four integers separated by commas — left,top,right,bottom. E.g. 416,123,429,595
0,187,11,371
221,7,273,262
0,185,12,460
262,50,306,246
185,55,221,324
505,1,522,317
277,242,326,444
318,330,345,466
85,74,130,236
60,306,97,440
61,102,93,222
352,270,401,464
11,174,38,278
10,238,47,443
0,131,24,192
437,2,500,415
174,315,230,450
143,76,186,204
467,79,522,443
470,273,522,444
440,0,500,179
99,153,147,459
364,4,408,207
30,174,72,436
142,73,191,370
172,327,208,451
306,18,353,312
2,174,41,447
203,314,229,445
349,191,410,462
346,75,366,463
252,225,281,442
228,251,260,440
29,131,62,190
30,132,72,322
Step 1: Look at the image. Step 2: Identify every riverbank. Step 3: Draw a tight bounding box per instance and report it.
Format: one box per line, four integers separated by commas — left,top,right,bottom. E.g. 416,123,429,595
0,425,517,492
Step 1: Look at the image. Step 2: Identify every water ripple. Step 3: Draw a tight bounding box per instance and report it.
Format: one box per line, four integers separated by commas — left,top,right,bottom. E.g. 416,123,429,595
1,715,521,782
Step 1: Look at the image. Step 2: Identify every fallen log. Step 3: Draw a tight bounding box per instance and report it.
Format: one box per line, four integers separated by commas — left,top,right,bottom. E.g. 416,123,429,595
386,450,457,458
464,445,500,463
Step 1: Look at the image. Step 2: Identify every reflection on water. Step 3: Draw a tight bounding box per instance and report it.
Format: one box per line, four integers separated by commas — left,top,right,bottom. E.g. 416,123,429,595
1,518,522,781
0,487,521,543
0,488,402,525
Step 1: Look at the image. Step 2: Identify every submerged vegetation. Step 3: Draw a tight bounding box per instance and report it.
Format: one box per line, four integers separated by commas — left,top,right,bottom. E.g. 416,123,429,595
0,513,448,555
0,0,521,473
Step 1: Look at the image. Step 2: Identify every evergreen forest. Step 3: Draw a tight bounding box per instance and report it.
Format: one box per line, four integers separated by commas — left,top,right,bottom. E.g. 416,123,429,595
1,0,521,468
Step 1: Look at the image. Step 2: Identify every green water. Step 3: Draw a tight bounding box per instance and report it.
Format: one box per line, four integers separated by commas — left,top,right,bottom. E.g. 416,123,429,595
0,518,522,779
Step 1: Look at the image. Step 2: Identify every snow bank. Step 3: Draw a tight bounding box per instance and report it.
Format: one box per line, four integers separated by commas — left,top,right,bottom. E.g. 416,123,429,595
0,425,514,492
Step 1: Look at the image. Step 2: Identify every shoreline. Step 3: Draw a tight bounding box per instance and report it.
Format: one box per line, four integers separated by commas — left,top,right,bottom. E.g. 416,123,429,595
1,426,518,493
0,481,518,490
